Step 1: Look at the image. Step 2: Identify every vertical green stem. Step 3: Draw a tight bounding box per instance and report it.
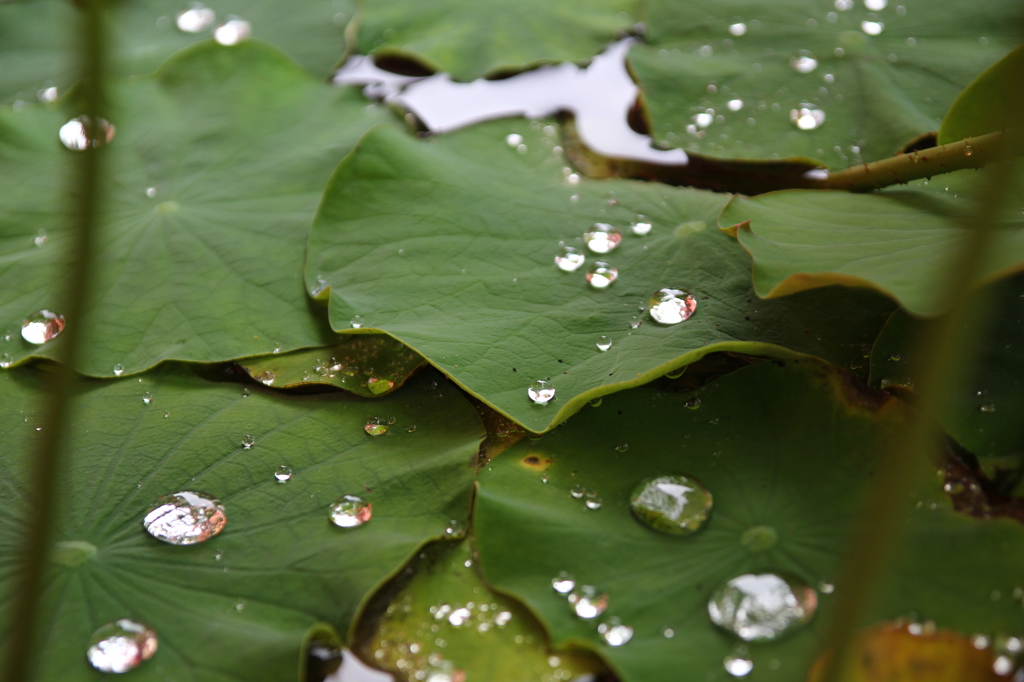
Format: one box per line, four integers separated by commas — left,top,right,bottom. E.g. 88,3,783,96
1,2,105,681
818,158,1017,680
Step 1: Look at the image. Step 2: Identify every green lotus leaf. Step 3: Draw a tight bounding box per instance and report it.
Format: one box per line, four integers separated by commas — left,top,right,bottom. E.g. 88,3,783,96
352,0,640,81
628,0,1020,168
0,40,394,377
473,359,1024,682
355,539,607,680
0,0,352,104
717,166,1024,316
237,334,426,397
0,364,482,681
305,119,895,432
939,43,1024,144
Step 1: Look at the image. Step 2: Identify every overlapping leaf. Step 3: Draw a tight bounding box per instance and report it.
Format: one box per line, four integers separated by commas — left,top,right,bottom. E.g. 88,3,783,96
306,119,895,432
0,365,482,681
474,359,1024,682
352,0,640,81
628,0,1020,167
0,0,352,104
0,40,394,377
940,44,1024,144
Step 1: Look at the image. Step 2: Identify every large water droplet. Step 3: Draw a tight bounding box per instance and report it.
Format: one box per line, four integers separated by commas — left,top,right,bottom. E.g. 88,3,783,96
789,106,825,130
21,310,65,344
648,288,697,324
630,474,713,535
365,417,390,436
568,585,608,619
596,335,612,352
528,380,555,404
274,465,292,483
708,573,818,641
86,619,158,673
329,495,372,528
555,245,586,272
213,18,251,45
552,572,576,594
59,116,115,150
791,55,818,73
583,224,622,254
143,491,226,545
176,2,215,32
598,618,633,646
586,262,618,289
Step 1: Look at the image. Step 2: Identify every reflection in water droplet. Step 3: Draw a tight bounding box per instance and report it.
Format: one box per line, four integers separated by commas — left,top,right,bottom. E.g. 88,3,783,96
791,55,818,73
555,246,585,272
86,619,158,673
708,573,818,641
141,391,153,405
570,484,586,499
256,370,275,386
38,86,58,103
568,585,608,619
505,133,523,147
350,315,364,329
724,652,753,677
59,116,115,150
728,22,747,36
596,335,612,352
528,380,556,404
145,186,158,198
143,491,226,545
790,106,825,130
444,518,464,536
113,364,125,376
727,99,744,111
586,261,618,289
366,377,394,395
274,465,292,483
0,354,11,369
861,20,884,35
630,216,652,236
598,618,634,646
684,396,701,409
330,495,372,528
628,316,642,330
365,417,390,436
241,434,255,449
552,572,576,594
649,287,697,324
176,2,215,32
33,229,47,247
405,424,417,433
213,18,251,45
631,474,713,535
583,224,622,254
21,310,65,344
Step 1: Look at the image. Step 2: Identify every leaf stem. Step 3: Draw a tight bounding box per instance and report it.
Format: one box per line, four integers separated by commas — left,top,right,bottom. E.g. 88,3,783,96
1,2,106,681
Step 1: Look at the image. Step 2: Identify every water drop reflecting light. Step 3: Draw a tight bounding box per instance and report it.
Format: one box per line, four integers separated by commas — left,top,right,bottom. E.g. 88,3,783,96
555,246,585,272
596,335,612,351
648,288,697,324
552,572,576,594
631,474,713,535
583,224,622,254
329,495,372,528
789,106,825,130
861,20,884,35
143,491,226,545
274,465,292,483
59,116,115,150
568,585,608,619
724,652,754,677
86,619,158,673
176,2,215,32
708,573,818,641
586,262,618,289
598,618,634,646
21,310,65,344
528,380,556,404
213,18,251,45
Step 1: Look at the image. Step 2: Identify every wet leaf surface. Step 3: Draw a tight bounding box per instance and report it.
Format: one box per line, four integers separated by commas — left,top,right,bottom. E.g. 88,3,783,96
306,119,895,432
473,359,1024,682
0,0,352,104
353,0,640,81
0,41,393,377
237,335,425,397
629,0,1021,168
0,365,482,681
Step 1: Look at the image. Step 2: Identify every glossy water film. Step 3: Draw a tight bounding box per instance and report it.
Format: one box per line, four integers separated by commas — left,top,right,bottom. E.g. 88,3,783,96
330,495,372,528
708,573,818,641
630,474,713,535
86,619,158,673
143,491,226,545
648,288,697,325
21,310,65,344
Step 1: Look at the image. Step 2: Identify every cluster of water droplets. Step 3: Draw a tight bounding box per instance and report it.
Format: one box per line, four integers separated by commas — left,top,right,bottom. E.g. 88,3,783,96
175,2,251,46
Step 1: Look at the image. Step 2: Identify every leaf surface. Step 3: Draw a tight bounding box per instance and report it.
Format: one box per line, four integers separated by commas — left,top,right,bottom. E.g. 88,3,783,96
0,365,482,681
473,359,1024,682
939,43,1024,144
306,120,896,432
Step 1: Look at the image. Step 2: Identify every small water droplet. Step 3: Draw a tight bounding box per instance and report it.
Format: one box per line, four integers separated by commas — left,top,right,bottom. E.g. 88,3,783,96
176,2,215,32
143,491,226,545
33,229,47,247
255,370,275,386
614,443,628,452
649,287,697,324
684,396,701,409
979,404,996,413
555,245,586,272
145,186,158,198
528,380,556,404
570,484,586,499
113,364,125,376
86,619,158,673
365,417,390,436
790,105,825,130
366,377,394,395
274,465,292,483
583,224,622,254
631,475,712,535
568,585,608,619
860,20,884,35
0,354,12,369
37,86,58,103
329,495,372,527
880,376,914,390
405,424,417,433
724,652,753,677
141,391,153,405
598,618,633,646
708,573,818,641
540,473,549,483
791,55,818,73
448,607,472,626
21,310,65,344
505,133,523,148
818,581,835,594
628,315,642,329
728,22,747,36
693,112,714,128
59,116,115,150
241,434,255,449
727,99,744,111
552,572,576,594
663,627,675,638
350,315,365,329
630,216,652,236
584,492,603,510
964,144,973,157
596,335,612,351
213,17,250,45
444,518,465,536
